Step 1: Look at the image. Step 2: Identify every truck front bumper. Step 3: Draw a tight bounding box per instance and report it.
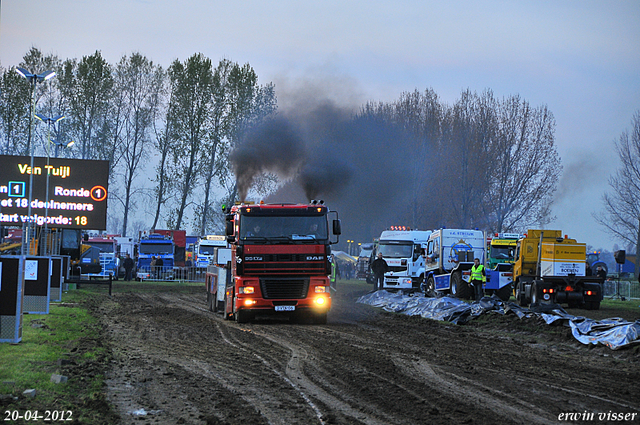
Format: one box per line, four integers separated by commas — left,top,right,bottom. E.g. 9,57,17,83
383,275,413,289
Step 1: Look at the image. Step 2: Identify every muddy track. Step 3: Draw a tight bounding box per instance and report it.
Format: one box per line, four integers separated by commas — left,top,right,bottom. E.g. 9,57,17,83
98,284,640,424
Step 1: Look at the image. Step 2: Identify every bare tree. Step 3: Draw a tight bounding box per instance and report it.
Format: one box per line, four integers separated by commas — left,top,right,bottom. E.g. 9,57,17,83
0,67,31,155
215,62,277,206
111,53,164,237
151,76,174,231
195,58,234,235
484,95,561,232
12,48,62,157
594,111,640,276
165,53,214,230
437,89,495,229
58,51,113,161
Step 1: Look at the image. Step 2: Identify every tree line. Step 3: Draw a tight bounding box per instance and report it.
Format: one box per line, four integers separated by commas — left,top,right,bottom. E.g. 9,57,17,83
2,48,637,263
1,48,276,237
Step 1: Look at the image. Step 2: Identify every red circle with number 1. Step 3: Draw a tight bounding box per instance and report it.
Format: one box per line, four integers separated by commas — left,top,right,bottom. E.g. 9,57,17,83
90,185,107,201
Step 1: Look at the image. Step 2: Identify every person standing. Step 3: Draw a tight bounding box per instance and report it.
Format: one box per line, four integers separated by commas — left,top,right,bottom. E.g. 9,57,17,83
150,256,157,278
470,258,486,301
155,256,164,278
370,252,389,291
123,254,135,281
596,266,607,280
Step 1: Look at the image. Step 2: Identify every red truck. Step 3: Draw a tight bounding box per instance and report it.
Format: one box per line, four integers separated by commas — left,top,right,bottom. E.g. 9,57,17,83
211,201,341,324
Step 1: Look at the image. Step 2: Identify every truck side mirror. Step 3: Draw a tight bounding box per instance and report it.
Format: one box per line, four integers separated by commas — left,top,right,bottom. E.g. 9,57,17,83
333,219,341,236
225,221,234,237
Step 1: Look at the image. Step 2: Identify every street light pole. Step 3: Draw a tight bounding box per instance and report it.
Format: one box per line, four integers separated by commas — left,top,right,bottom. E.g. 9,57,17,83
16,68,56,256
35,114,65,255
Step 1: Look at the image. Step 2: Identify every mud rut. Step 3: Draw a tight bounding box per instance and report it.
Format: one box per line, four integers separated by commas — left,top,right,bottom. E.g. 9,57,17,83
98,285,639,425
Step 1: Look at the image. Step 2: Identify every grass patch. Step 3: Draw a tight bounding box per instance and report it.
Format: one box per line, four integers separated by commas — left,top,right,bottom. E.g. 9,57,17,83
0,291,117,424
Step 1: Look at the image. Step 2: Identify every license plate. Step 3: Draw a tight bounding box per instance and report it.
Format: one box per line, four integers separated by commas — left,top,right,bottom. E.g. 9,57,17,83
275,305,295,312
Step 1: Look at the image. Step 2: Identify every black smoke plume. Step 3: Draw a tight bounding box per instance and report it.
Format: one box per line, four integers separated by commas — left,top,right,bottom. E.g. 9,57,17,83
230,116,307,202
230,100,420,247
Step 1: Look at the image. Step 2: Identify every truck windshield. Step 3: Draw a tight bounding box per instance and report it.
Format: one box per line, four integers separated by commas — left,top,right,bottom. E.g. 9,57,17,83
140,244,173,254
87,241,115,253
378,242,413,258
240,215,328,241
198,245,216,255
490,246,513,261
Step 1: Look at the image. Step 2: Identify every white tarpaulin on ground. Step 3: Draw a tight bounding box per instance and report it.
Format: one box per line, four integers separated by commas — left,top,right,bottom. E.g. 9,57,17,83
357,290,640,350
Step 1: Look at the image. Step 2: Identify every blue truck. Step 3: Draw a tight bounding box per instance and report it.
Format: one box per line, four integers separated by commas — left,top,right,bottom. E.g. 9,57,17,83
136,233,175,281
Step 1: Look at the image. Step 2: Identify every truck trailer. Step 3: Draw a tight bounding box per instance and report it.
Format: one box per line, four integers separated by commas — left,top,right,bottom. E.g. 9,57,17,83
421,228,486,298
216,201,341,323
513,230,603,309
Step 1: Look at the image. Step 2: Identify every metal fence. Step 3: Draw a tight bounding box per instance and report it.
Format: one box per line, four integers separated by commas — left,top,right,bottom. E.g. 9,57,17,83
602,279,640,300
134,266,207,283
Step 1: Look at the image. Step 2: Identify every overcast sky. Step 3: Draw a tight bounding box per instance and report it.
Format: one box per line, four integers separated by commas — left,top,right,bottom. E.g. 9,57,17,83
2,0,639,250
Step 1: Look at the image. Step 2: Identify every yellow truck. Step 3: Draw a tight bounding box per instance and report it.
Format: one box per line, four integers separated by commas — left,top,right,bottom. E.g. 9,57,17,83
513,230,603,310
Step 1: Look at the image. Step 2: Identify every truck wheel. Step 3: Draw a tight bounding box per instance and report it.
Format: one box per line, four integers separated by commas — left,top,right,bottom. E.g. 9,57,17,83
223,296,233,320
236,309,252,323
496,284,512,302
515,282,527,306
414,274,424,290
530,282,539,305
211,293,218,312
422,276,436,297
451,272,472,299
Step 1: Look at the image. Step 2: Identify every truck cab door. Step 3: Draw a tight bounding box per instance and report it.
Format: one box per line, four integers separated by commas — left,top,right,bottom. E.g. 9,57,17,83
424,239,438,270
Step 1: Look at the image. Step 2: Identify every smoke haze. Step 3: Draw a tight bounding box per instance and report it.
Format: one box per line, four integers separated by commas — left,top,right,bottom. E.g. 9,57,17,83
230,94,421,246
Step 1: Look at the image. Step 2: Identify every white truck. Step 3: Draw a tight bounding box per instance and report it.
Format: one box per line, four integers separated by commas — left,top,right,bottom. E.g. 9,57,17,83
377,228,432,291
195,235,228,269
420,228,486,298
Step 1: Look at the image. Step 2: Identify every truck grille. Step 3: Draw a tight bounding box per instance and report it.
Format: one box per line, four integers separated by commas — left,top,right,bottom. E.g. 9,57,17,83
243,254,326,275
260,277,309,299
388,266,407,273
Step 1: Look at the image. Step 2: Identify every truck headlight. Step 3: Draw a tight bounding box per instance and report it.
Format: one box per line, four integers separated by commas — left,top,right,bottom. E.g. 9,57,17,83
314,286,327,293
239,286,255,294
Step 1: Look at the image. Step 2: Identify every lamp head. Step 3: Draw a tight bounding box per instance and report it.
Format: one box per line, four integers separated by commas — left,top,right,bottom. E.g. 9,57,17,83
38,71,56,82
16,67,35,80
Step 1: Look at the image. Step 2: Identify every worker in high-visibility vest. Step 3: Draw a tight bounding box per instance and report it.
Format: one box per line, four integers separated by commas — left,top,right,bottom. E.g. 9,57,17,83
470,258,486,301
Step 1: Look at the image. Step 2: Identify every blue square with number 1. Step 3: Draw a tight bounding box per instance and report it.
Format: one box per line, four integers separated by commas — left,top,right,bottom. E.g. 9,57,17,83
8,181,26,197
